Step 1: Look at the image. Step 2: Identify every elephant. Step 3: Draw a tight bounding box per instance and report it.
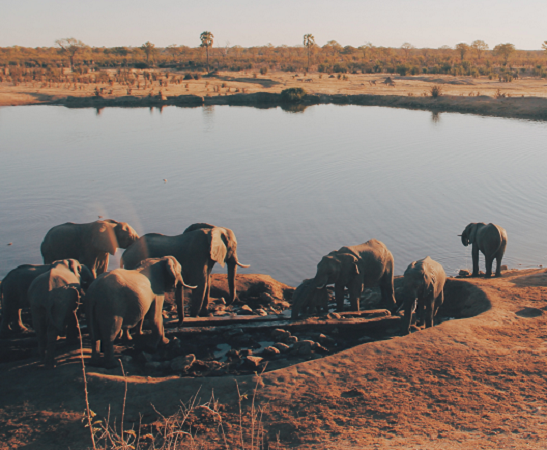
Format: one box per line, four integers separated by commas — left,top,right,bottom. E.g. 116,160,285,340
313,239,396,312
0,263,53,336
460,223,508,277
400,256,446,335
41,219,140,277
28,259,94,368
291,279,330,320
121,223,250,318
84,256,195,368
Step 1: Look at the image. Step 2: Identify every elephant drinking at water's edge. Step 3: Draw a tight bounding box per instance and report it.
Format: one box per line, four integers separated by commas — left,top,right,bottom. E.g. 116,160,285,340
460,222,507,278
121,223,250,318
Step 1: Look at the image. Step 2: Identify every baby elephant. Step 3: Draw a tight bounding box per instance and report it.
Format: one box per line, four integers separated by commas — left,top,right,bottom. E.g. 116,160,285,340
460,222,508,277
28,259,94,368
400,256,446,335
85,256,195,368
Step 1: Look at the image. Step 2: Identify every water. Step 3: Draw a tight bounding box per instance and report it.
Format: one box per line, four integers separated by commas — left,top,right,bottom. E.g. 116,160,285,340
1,104,546,285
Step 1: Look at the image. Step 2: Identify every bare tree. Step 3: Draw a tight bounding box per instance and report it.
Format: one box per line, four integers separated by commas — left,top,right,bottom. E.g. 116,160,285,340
303,34,315,71
200,31,214,72
471,40,489,61
400,42,415,61
493,43,516,65
140,41,157,65
55,38,87,70
455,43,470,62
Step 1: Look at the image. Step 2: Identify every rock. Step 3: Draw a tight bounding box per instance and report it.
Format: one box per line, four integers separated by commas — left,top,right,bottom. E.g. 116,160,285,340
120,355,133,363
193,360,223,372
211,274,295,304
458,269,471,277
244,356,263,370
328,312,341,319
233,334,255,346
263,346,280,356
272,329,291,341
226,349,240,359
318,334,335,345
286,335,299,345
142,352,153,362
223,328,243,339
255,309,268,316
501,265,508,271
315,343,329,354
271,300,291,310
273,342,290,353
239,305,254,315
297,342,313,356
358,336,373,343
145,361,162,369
259,292,274,304
171,354,196,372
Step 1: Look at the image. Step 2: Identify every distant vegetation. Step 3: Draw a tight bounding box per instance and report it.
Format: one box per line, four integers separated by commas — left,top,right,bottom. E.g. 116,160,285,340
1,35,547,84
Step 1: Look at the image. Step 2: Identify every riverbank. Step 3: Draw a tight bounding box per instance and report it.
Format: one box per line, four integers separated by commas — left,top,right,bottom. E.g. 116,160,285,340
1,269,547,449
1,70,546,121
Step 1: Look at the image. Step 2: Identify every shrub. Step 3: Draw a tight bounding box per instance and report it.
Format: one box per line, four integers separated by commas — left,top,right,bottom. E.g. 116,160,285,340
430,85,443,98
193,73,201,80
333,63,348,73
396,65,409,76
259,67,268,75
281,87,307,103
422,67,428,74
133,62,149,69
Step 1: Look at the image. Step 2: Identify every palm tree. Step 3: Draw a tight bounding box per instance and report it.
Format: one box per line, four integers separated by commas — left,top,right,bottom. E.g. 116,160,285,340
200,31,214,72
303,34,315,72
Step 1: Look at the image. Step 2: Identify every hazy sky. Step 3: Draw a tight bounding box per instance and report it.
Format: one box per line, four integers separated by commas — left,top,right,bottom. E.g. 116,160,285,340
2,0,546,50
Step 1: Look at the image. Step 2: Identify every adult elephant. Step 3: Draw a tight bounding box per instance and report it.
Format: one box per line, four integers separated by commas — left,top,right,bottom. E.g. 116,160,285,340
291,279,329,320
460,222,507,277
0,263,52,336
121,223,250,318
85,256,195,368
313,239,396,312
41,219,140,277
28,259,94,368
400,256,446,335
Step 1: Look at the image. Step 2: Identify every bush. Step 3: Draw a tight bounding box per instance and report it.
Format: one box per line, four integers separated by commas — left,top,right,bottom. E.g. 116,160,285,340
193,74,201,80
333,63,348,73
430,85,443,98
422,67,428,74
183,73,193,80
396,65,409,76
259,67,268,75
133,62,149,69
281,87,307,103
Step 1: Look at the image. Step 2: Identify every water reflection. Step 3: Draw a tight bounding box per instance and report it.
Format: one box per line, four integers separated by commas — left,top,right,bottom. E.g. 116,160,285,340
281,104,308,114
431,111,441,124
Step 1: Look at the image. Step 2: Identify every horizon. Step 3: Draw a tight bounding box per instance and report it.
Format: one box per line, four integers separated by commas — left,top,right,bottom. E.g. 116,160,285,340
2,0,546,51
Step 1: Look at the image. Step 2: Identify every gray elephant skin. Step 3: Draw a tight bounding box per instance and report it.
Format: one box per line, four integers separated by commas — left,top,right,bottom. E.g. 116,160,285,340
85,256,194,368
313,239,396,312
121,223,250,318
41,219,140,277
0,263,53,336
460,222,507,277
291,279,329,319
400,256,446,335
28,259,94,368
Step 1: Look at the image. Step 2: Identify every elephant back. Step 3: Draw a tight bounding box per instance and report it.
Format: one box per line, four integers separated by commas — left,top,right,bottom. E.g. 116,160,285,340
121,233,178,270
41,222,82,263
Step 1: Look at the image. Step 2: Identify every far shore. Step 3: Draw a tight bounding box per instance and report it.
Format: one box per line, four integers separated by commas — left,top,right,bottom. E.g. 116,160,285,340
1,70,546,121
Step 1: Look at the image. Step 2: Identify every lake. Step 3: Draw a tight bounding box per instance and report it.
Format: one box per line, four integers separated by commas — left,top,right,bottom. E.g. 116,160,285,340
1,104,546,285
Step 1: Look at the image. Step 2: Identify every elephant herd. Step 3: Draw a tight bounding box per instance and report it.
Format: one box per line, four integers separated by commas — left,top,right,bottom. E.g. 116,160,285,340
0,218,507,369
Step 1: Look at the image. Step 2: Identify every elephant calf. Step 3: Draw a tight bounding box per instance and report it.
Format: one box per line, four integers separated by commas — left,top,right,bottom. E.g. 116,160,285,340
400,256,446,335
291,279,330,320
85,256,195,368
460,222,508,277
1,263,53,336
28,259,94,368
313,239,396,312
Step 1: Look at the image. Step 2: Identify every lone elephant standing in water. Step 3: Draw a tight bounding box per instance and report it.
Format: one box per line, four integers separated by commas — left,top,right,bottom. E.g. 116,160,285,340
460,223,507,277
400,256,446,335
41,219,140,277
121,223,250,318
312,239,396,312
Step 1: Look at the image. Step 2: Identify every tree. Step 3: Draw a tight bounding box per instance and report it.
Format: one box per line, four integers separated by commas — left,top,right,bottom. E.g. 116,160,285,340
471,40,489,61
166,44,179,61
325,40,342,58
200,31,214,72
400,42,415,61
455,43,470,62
55,38,87,69
493,43,516,65
140,41,157,65
303,34,315,71
358,42,374,61
542,41,547,59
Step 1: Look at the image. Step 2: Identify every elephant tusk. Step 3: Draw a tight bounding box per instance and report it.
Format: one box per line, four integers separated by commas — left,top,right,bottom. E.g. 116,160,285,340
316,284,326,290
457,234,462,236
182,283,197,289
236,261,251,268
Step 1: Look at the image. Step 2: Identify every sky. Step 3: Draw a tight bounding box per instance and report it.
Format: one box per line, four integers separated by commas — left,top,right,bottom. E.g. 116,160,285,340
1,0,546,50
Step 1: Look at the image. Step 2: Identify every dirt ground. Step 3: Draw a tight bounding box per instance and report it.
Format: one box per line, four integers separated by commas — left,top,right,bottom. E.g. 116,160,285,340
1,269,547,449
1,70,546,107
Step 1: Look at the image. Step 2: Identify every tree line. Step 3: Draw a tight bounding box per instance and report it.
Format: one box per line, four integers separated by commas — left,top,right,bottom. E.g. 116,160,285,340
2,35,547,80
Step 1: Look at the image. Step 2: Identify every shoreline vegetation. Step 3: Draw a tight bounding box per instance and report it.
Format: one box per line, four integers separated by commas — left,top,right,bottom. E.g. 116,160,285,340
1,70,547,120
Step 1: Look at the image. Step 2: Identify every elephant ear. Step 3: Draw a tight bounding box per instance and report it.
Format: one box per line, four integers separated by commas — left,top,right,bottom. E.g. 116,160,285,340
49,261,78,290
209,228,228,268
92,222,118,255
163,256,181,290
338,253,360,283
465,223,478,245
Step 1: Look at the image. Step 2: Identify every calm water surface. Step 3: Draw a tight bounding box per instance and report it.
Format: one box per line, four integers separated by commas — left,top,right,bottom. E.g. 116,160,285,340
1,104,546,285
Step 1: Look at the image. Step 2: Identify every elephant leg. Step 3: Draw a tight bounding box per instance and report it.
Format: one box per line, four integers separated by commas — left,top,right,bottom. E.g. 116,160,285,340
424,295,434,328
335,283,345,312
484,254,494,278
150,297,168,348
401,298,415,335
494,241,507,277
199,274,212,316
103,317,122,369
379,274,396,311
0,301,13,336
190,269,208,317
227,261,237,305
121,328,132,341
175,285,184,326
14,308,28,333
348,278,362,311
45,325,59,369
471,244,480,277
434,291,444,317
